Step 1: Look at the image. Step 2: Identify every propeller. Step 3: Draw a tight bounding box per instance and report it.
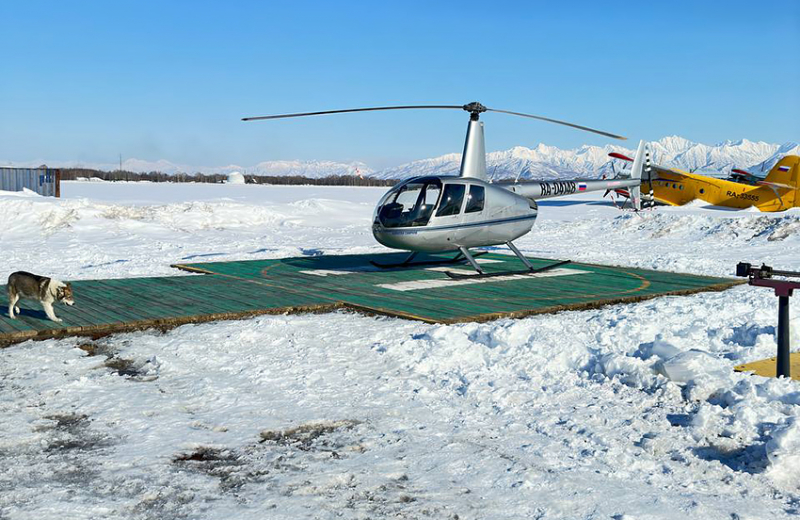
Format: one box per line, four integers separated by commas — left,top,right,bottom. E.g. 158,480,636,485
243,102,627,140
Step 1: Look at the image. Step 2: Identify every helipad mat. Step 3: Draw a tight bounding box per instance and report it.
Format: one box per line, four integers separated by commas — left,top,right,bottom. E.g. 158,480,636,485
0,253,741,346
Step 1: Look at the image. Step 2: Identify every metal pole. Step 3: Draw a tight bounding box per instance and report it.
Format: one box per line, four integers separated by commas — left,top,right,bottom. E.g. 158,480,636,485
777,295,791,378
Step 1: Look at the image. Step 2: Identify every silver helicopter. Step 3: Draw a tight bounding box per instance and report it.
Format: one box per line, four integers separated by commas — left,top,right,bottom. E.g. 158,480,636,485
244,102,646,278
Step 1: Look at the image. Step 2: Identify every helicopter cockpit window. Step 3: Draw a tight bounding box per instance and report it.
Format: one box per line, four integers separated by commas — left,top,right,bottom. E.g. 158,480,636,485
376,179,442,228
465,185,485,213
435,184,466,217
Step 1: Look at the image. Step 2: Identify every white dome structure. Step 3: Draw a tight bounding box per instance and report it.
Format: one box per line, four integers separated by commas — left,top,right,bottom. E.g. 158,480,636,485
226,171,245,185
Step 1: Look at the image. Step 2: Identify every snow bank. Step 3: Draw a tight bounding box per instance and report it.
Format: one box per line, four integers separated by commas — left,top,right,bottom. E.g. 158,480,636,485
0,187,41,198
767,417,800,489
2,183,800,518
0,187,380,279
529,203,800,276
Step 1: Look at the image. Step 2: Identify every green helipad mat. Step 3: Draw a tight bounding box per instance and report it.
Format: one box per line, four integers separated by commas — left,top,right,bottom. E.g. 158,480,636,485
0,253,741,346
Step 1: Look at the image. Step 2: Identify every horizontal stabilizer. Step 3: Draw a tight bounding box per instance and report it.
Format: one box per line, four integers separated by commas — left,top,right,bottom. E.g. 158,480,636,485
608,152,634,162
758,180,795,190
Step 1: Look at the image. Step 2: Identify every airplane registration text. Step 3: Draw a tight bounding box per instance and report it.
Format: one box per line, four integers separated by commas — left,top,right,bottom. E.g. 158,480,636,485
726,191,759,202
539,181,577,197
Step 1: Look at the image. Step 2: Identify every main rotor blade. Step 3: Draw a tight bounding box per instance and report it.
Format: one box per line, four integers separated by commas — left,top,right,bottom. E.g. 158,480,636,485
242,105,463,121
486,108,627,140
243,103,626,141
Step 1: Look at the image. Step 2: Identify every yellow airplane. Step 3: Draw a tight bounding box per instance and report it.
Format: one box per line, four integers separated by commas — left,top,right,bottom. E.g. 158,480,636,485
609,152,800,212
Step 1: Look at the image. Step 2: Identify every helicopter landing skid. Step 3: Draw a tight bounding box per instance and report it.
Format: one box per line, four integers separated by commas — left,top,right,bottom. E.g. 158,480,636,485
445,259,572,280
370,251,488,269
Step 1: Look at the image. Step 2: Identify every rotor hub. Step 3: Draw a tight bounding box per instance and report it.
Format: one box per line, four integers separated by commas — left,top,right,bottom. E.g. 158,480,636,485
462,102,487,119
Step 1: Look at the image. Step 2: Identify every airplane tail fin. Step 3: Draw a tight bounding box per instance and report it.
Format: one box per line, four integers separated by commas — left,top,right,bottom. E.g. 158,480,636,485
764,156,800,188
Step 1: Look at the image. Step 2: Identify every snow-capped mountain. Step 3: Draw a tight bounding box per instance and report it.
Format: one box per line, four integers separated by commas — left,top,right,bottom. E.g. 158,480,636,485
751,142,800,174
238,160,373,178
371,136,792,181
3,136,795,180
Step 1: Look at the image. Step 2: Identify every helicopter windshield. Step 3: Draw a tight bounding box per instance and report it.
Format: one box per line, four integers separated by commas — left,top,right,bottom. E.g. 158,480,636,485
376,178,442,228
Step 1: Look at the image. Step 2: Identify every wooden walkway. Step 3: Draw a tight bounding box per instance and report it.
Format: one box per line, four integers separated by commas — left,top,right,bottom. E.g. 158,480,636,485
0,253,742,347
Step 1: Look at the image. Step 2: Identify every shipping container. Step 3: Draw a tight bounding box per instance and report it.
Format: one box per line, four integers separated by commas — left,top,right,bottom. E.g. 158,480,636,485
0,167,61,197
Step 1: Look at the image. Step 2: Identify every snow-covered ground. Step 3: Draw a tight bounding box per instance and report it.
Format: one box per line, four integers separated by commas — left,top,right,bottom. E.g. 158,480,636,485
2,181,800,519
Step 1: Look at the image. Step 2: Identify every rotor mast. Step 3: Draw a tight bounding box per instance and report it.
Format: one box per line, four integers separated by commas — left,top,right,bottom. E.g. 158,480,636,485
459,102,488,181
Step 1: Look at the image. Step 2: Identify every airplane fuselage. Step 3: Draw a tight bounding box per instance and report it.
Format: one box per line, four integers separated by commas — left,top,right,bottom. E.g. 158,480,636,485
651,170,795,212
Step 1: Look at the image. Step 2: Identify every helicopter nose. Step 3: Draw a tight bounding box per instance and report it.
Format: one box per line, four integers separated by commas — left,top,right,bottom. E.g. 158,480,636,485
372,225,409,250
371,225,392,248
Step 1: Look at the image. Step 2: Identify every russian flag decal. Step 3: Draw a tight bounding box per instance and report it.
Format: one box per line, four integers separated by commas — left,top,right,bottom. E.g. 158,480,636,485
578,182,587,191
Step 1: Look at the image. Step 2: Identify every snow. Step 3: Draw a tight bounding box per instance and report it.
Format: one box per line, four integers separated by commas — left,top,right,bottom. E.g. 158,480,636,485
2,181,800,519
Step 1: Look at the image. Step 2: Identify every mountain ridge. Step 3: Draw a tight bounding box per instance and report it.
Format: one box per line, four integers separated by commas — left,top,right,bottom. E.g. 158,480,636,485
3,136,797,181
372,136,797,180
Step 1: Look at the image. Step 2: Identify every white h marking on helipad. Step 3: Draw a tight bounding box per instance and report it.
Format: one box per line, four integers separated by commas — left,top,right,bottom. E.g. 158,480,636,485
300,258,503,277
377,268,589,292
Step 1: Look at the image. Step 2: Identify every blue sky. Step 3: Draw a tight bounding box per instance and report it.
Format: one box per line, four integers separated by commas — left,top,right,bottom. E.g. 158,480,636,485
1,0,798,168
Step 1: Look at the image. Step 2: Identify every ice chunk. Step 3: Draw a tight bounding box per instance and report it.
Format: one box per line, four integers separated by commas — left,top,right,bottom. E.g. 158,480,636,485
654,349,727,384
634,337,681,362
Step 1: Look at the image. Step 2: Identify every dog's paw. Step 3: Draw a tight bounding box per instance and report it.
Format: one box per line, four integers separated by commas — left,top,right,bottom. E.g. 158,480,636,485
7,314,15,320
52,318,63,323
14,306,20,313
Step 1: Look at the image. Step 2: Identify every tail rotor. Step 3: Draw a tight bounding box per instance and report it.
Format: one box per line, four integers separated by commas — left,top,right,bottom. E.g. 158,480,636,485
626,140,657,211
604,141,655,211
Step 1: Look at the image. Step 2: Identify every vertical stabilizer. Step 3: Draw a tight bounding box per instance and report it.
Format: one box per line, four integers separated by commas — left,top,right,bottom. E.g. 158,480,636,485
628,140,647,210
764,156,800,188
459,117,487,180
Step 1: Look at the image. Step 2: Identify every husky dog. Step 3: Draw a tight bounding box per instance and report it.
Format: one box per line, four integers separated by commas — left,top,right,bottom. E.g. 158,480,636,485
7,272,74,323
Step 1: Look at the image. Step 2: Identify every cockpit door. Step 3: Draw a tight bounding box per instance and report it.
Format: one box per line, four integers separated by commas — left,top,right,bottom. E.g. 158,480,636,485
434,183,466,219
464,185,485,215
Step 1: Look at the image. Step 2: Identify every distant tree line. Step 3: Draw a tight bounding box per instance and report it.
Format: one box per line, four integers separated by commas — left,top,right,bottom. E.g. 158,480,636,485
58,168,398,187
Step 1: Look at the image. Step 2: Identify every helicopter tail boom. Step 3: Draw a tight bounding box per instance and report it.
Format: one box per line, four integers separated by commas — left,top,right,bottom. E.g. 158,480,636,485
508,177,641,201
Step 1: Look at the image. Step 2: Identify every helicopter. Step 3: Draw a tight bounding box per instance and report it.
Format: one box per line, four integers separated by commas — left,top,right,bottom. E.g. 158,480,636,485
243,102,645,278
